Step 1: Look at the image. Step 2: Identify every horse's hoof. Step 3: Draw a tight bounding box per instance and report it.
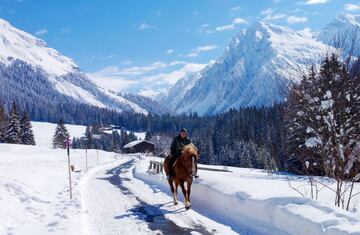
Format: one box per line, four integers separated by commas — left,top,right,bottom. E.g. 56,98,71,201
185,205,191,210
174,202,178,205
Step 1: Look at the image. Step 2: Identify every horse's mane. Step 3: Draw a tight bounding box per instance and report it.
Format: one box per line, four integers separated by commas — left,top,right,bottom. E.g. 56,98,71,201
181,143,198,156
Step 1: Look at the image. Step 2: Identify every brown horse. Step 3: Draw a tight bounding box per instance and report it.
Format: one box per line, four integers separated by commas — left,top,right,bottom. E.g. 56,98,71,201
164,143,198,210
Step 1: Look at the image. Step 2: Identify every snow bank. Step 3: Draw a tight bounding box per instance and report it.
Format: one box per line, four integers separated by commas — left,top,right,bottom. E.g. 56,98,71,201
134,157,360,235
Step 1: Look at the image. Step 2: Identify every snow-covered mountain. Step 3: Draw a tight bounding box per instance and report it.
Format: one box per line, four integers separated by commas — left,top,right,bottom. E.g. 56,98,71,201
0,18,168,115
318,13,360,45
0,19,78,76
160,22,327,115
160,13,360,116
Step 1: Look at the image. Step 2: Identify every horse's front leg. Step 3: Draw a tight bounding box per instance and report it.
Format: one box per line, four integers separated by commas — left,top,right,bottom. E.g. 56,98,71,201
180,181,191,210
186,180,192,209
173,180,179,205
168,178,177,205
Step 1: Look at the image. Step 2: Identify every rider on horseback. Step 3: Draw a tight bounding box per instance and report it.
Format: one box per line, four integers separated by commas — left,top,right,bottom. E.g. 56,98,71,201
169,128,198,178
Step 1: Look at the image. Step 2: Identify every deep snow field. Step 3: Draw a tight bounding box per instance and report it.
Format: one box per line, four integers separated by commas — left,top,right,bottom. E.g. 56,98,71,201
0,121,360,235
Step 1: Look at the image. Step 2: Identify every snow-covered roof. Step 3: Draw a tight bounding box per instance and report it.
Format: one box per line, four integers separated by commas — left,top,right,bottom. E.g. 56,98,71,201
123,140,154,148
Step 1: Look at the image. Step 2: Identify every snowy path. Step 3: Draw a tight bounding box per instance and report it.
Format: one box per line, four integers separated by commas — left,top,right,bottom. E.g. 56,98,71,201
81,156,239,235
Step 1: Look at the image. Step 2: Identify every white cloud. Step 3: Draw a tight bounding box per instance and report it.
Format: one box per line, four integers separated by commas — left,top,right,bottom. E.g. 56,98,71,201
184,44,217,58
233,18,247,24
264,13,286,21
194,45,218,52
86,61,208,96
231,6,241,12
143,62,206,84
91,61,167,77
166,49,174,55
185,52,198,58
303,0,329,5
230,6,241,14
169,61,187,66
138,22,151,30
344,3,360,11
86,71,138,92
287,16,308,24
199,24,210,33
261,8,287,21
35,28,48,36
215,24,235,32
121,60,133,65
261,8,275,15
89,54,118,61
214,18,246,32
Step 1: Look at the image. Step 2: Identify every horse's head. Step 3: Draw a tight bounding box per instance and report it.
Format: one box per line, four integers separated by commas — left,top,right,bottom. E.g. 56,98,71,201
181,143,198,158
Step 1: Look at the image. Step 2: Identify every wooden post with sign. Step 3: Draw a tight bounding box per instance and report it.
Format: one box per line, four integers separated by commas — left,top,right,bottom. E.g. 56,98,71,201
65,138,72,199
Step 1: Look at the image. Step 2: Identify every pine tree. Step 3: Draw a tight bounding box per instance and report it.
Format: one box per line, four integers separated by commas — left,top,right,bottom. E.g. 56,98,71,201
71,137,78,149
128,131,137,142
85,125,93,149
112,130,121,153
0,103,7,143
20,112,35,145
240,147,253,168
284,65,323,174
53,119,70,149
5,102,21,144
145,129,152,141
285,54,360,198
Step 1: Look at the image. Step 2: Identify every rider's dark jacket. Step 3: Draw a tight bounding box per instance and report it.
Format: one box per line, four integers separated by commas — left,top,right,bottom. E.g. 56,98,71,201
170,135,191,158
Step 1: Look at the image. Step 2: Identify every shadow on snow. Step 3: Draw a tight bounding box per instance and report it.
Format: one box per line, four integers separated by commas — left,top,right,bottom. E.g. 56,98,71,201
96,160,214,235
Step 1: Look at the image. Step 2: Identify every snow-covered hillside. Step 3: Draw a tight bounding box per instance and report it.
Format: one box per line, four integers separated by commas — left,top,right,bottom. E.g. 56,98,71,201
0,18,168,115
160,13,360,115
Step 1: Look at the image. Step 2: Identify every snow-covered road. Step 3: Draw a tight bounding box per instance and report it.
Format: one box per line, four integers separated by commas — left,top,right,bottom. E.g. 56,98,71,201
81,156,238,235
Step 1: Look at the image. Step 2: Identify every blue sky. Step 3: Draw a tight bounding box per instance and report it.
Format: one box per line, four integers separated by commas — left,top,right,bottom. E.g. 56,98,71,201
0,0,359,96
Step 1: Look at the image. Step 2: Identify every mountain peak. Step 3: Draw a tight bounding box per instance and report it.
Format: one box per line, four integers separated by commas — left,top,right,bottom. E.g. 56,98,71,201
334,13,360,26
0,18,11,29
0,17,78,75
249,21,292,33
160,20,328,115
318,13,360,44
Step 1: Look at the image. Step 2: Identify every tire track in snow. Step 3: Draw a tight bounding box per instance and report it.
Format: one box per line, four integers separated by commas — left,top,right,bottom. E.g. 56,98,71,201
100,160,214,235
